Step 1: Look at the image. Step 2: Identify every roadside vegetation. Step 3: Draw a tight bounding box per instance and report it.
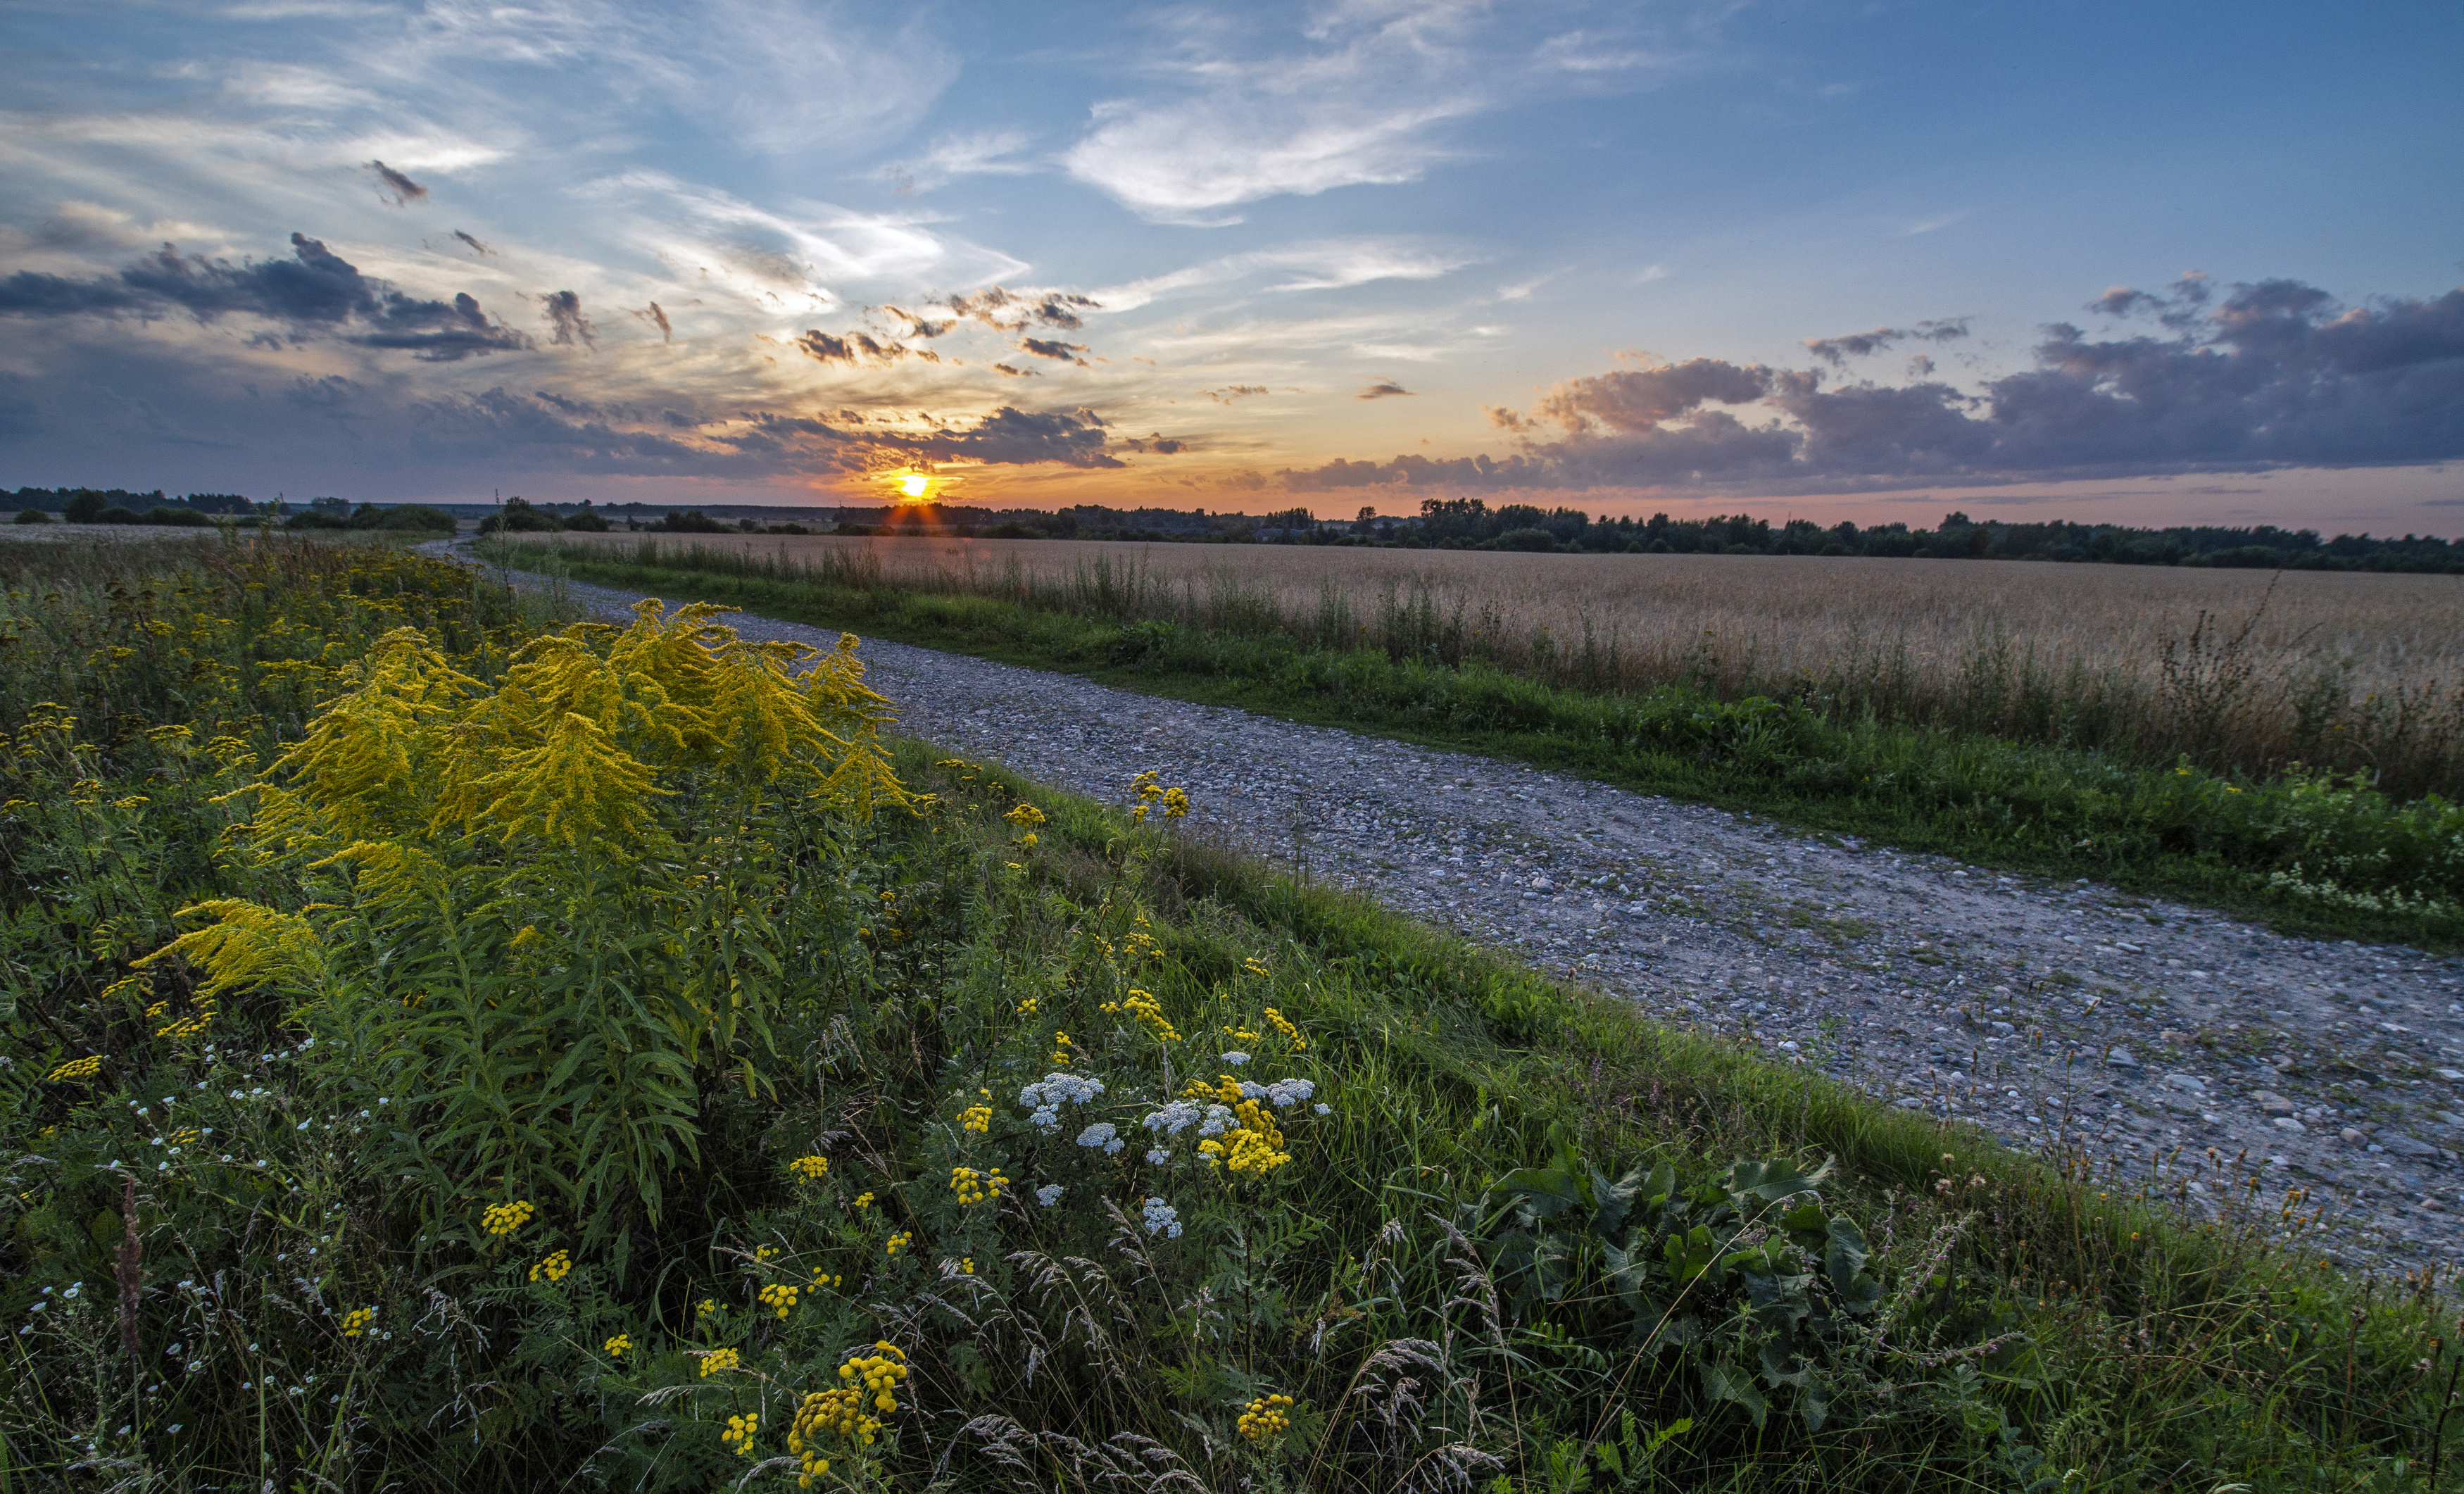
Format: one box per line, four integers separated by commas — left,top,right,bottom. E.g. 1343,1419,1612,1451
6,533,2459,1489
487,537,2464,950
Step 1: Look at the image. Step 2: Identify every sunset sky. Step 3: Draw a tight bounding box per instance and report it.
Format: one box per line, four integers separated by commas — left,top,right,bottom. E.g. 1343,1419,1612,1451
4,0,2460,530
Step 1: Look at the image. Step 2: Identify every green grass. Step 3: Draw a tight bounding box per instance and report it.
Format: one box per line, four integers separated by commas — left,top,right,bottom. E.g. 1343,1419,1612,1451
497,544,2464,953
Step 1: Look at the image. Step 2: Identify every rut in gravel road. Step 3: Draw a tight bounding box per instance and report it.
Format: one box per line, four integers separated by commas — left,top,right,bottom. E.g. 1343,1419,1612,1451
491,556,2464,1273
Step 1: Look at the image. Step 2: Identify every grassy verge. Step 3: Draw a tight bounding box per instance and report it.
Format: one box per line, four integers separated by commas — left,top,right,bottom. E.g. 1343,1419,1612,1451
6,539,2456,1490
496,544,2464,952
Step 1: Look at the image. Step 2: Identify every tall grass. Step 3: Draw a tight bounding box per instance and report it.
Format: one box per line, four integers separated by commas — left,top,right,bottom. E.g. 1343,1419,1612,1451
506,532,2464,800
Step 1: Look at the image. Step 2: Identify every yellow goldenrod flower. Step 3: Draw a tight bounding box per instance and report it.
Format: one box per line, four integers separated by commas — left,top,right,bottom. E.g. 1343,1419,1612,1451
604,1333,632,1358
339,1307,377,1338
1004,802,1045,829
885,1231,911,1257
759,1283,800,1319
720,1411,759,1455
948,1165,1009,1204
852,1191,874,1210
958,1103,993,1134
46,1055,104,1084
790,1153,830,1180
698,1348,741,1377
1263,1007,1307,1050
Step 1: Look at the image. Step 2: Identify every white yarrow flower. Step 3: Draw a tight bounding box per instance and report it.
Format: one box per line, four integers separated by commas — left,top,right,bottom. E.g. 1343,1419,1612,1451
1035,1184,1064,1207
1076,1122,1124,1155
1314,1103,1332,1115
1145,1148,1170,1165
1140,1198,1183,1239
1221,1050,1250,1067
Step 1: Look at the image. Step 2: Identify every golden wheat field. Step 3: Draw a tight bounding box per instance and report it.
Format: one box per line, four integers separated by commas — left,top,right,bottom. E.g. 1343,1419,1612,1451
508,529,2464,793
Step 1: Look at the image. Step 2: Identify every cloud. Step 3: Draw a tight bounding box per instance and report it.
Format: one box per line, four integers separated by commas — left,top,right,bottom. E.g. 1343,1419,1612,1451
893,128,1040,192
1295,274,2464,493
1802,318,1970,367
451,230,492,256
1094,237,1472,311
792,329,924,365
941,286,1101,332
1122,432,1186,454
632,301,672,341
901,406,1123,468
1207,384,1269,403
541,289,595,349
1017,337,1090,365
0,232,533,360
1358,379,1412,398
368,160,428,206
991,363,1036,377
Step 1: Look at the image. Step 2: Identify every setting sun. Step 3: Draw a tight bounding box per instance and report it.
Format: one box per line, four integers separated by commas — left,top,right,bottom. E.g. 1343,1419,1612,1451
899,472,929,498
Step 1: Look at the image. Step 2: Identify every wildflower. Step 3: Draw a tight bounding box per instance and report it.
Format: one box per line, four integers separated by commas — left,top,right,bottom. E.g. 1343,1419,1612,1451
339,1307,376,1338
1100,987,1182,1043
1314,1103,1331,1116
1160,786,1189,819
1140,1198,1183,1238
1239,1394,1293,1443
1146,1148,1171,1165
1005,803,1045,829
720,1412,759,1455
1263,1007,1307,1050
1143,1100,1202,1137
1222,1050,1250,1067
759,1283,800,1319
886,1231,912,1257
1020,1072,1103,1131
697,1298,723,1319
960,1257,975,1274
1051,1030,1076,1065
45,1055,103,1084
790,1154,830,1181
1015,996,1039,1018
604,1333,632,1358
1197,1098,1293,1178
529,1248,572,1283
1035,1184,1064,1207
508,925,542,952
699,1348,741,1377
958,1103,993,1134
1262,1077,1316,1108
1241,958,1271,978
950,1166,1010,1205
852,1191,874,1209
1076,1122,1125,1156
479,1200,536,1237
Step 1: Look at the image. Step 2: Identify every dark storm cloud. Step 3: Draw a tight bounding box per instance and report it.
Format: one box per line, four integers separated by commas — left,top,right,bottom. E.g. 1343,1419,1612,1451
451,230,493,256
1802,318,1969,367
368,161,428,206
1282,275,2464,493
1016,337,1089,365
1357,379,1412,398
906,406,1121,467
541,289,595,348
0,232,532,360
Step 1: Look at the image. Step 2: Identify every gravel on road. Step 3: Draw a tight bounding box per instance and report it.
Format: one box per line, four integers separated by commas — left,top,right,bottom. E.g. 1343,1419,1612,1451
478,553,2464,1272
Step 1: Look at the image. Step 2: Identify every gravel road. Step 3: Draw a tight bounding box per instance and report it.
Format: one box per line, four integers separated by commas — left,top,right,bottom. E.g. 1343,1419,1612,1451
471,551,2464,1272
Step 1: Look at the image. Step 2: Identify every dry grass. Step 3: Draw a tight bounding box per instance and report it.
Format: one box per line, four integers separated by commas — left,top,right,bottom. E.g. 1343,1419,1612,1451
510,530,2464,796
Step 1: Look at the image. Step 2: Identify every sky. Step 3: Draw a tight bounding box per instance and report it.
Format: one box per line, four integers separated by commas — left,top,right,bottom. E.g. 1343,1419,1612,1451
2,0,2461,531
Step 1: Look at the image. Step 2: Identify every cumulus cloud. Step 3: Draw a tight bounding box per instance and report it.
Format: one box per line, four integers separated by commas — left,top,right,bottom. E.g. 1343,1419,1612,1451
541,289,595,348
1357,379,1412,398
1288,275,2464,493
1802,318,1969,367
0,232,533,360
368,161,428,206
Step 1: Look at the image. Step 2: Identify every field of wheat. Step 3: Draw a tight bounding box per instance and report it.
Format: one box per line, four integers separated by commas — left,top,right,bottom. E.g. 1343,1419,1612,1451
508,531,2464,796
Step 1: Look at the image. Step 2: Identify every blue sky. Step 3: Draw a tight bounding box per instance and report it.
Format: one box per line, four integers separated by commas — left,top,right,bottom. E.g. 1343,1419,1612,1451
3,0,2460,529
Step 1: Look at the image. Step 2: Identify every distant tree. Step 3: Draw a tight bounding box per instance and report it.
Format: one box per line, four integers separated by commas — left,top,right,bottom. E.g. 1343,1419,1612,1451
63,491,108,525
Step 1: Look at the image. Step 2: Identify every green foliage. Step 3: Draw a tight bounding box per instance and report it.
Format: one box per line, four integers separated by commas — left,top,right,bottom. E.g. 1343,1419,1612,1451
1,538,2458,1491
